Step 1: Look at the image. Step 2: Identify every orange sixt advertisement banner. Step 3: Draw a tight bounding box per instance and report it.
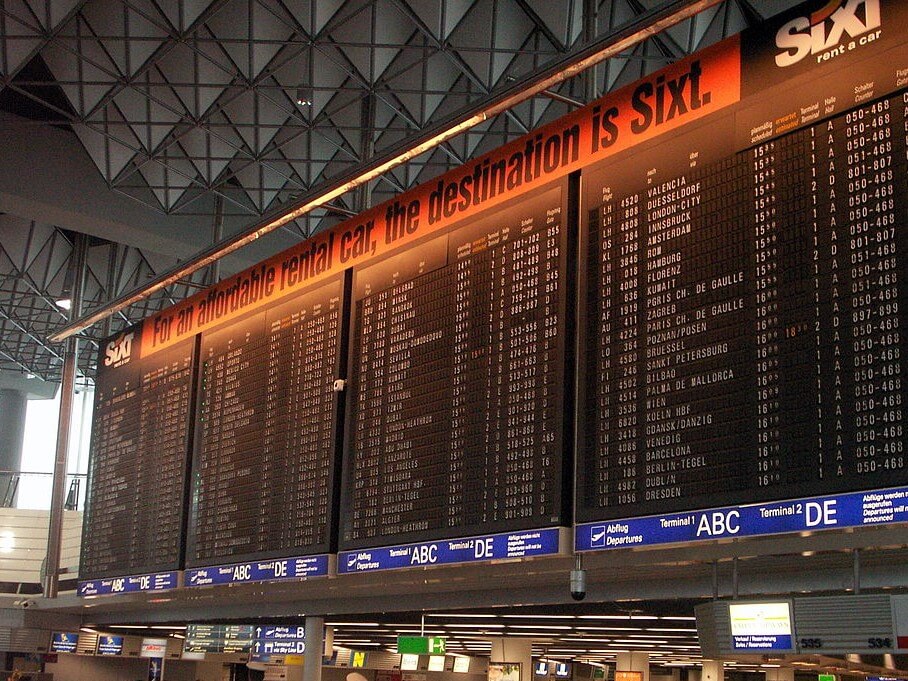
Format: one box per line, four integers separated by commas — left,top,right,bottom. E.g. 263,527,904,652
140,36,741,356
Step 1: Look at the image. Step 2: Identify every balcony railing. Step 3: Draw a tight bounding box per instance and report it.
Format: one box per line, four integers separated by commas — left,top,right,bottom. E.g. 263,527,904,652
0,472,88,512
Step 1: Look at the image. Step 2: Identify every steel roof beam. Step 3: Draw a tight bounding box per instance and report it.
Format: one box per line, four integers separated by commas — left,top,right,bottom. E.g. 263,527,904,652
0,0,91,87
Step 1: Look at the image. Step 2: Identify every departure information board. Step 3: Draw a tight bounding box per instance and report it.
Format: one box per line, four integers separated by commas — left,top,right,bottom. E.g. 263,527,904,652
81,325,195,579
186,278,344,566
82,0,908,583
340,187,570,549
578,84,908,521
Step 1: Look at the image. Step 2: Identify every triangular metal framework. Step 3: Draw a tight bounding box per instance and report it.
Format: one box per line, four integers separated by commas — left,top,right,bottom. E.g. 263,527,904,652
0,0,798,380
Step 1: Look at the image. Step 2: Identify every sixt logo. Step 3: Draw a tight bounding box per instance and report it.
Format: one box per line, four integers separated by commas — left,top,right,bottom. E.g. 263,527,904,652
775,0,881,67
104,331,135,367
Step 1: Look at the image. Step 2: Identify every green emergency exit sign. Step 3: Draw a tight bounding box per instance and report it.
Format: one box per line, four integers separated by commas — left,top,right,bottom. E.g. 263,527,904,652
397,636,446,654
818,675,835,681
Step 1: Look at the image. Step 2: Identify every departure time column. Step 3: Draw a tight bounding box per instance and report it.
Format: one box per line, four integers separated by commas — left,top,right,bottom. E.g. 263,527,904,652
751,141,782,487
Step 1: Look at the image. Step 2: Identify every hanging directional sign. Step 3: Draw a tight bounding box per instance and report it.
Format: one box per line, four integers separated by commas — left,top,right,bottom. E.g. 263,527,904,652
398,637,446,655
253,638,306,656
255,626,306,641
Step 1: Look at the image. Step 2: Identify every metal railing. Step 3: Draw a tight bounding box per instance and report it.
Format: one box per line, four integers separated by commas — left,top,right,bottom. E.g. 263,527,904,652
0,471,88,511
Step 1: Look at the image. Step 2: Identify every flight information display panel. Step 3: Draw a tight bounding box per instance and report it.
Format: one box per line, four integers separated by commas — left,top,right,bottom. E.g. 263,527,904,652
186,277,344,566
578,89,908,522
81,326,195,579
340,186,570,550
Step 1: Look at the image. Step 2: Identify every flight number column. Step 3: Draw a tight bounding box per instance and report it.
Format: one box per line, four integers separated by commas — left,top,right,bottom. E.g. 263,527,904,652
589,200,614,508
598,190,643,508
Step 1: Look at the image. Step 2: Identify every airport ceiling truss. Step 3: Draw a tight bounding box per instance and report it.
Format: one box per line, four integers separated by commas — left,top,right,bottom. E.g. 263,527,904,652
0,0,798,381
0,215,210,383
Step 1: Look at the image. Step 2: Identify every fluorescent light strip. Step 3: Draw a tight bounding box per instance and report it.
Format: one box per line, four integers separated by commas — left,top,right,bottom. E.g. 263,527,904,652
505,632,554,637
428,614,499,618
576,616,640,620
326,622,382,626
501,615,575,619
335,640,381,644
394,630,447,635
386,623,443,627
615,640,669,644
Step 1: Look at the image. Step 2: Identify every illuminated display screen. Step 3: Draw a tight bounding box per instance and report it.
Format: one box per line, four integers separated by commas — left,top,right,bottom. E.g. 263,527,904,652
82,0,908,585
186,278,345,566
577,0,908,524
729,602,793,651
51,632,78,653
97,636,124,656
340,188,570,549
81,326,195,580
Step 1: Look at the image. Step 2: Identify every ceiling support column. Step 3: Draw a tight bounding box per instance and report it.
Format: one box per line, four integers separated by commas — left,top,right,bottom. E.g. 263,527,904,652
304,616,325,681
583,0,599,102
43,232,86,599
